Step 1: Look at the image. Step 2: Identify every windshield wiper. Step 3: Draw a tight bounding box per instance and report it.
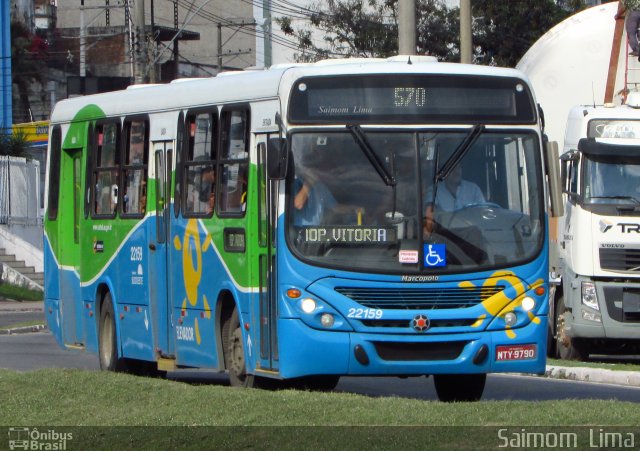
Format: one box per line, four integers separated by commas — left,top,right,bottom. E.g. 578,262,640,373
435,124,485,182
347,124,396,186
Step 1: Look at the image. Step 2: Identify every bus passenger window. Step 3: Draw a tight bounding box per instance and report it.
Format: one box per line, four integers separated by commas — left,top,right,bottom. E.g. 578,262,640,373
219,108,249,216
92,121,120,217
122,119,148,217
183,111,217,217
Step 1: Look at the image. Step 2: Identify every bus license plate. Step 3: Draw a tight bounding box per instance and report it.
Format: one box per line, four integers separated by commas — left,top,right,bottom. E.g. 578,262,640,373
495,344,537,361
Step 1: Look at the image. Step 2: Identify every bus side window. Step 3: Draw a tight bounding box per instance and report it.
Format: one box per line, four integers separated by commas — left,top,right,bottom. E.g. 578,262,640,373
183,110,217,217
219,108,249,216
92,121,121,217
122,118,149,217
47,126,62,220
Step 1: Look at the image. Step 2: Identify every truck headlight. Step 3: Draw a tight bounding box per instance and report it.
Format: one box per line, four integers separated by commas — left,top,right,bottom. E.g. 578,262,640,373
581,282,599,311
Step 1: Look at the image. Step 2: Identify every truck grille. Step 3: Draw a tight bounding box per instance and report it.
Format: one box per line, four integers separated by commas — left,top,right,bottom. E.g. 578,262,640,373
335,286,503,309
599,248,640,272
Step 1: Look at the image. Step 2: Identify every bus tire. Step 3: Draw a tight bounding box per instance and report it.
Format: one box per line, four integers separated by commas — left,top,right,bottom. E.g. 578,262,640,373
225,308,256,388
433,374,486,402
555,295,588,361
98,293,124,372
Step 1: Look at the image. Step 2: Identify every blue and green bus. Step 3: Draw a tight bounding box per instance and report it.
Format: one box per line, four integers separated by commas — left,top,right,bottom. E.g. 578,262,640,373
44,57,560,401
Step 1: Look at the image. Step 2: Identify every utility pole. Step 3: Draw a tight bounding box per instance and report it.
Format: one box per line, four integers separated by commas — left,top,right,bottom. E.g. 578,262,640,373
460,0,472,64
133,0,147,84
398,0,416,55
80,0,86,77
217,20,256,73
263,0,272,67
0,0,11,131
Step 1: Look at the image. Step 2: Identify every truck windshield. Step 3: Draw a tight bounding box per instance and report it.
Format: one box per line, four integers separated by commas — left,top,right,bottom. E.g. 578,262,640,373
286,130,544,274
584,156,640,205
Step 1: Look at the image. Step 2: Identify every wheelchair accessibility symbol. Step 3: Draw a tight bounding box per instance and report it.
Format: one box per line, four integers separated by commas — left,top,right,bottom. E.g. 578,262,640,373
424,243,446,267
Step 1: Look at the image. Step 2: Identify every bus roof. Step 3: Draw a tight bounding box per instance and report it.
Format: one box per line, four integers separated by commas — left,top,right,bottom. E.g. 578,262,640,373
50,58,532,124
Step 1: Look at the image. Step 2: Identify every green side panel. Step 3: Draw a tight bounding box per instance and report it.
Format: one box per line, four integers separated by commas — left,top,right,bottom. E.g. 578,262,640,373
45,104,106,268
205,163,260,288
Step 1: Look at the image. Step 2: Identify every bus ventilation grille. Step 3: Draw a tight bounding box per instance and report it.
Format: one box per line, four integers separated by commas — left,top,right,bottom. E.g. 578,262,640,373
334,286,504,310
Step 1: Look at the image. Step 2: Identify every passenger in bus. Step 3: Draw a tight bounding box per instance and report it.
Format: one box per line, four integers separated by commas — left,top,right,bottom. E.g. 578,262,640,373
200,165,216,214
292,175,337,226
139,180,147,214
221,166,248,213
424,164,485,236
433,165,485,212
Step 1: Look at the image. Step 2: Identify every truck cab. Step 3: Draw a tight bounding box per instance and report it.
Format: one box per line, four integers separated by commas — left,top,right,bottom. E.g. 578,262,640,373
551,100,640,359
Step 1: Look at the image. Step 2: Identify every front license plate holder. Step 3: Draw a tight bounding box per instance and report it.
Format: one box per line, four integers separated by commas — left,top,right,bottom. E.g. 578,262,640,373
495,344,537,361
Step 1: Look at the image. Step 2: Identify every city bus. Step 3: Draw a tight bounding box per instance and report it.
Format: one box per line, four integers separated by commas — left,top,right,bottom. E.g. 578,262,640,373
44,57,561,401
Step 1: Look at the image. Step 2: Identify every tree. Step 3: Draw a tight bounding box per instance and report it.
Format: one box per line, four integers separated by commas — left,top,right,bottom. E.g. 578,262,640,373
0,129,31,159
278,0,588,67
471,0,587,67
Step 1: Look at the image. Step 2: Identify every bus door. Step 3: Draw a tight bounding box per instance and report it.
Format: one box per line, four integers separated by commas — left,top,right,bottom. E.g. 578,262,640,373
256,134,279,371
59,148,83,345
149,140,174,356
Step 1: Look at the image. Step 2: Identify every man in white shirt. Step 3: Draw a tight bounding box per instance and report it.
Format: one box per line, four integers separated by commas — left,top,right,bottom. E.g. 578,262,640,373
434,164,485,211
424,164,485,237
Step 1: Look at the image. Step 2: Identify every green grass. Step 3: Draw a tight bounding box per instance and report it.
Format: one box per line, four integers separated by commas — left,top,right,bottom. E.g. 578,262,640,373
548,358,640,373
1,369,639,449
0,282,43,301
1,369,638,427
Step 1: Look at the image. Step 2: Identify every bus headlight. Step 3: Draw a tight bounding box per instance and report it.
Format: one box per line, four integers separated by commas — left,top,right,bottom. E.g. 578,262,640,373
320,313,335,328
301,298,317,313
504,312,517,327
581,282,599,310
521,297,535,312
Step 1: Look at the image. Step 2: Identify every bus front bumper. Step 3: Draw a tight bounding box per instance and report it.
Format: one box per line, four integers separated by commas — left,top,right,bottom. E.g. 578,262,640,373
275,316,547,378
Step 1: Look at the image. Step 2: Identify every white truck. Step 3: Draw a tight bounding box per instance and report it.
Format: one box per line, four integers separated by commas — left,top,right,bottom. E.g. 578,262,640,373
517,2,640,359
550,99,640,359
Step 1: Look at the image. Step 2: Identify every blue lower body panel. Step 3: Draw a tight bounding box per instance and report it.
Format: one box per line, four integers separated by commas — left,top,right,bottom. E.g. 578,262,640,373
276,315,547,378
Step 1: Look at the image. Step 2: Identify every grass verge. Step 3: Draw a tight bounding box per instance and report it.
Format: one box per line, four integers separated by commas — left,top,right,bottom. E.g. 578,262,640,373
548,358,640,373
0,283,43,301
1,369,639,448
1,368,639,427
0,320,45,331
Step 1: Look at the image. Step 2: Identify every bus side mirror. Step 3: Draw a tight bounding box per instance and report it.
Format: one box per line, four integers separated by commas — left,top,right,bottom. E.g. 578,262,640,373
545,141,564,217
267,138,288,180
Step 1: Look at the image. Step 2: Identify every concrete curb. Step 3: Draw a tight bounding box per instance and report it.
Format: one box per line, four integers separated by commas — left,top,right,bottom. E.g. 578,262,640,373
0,324,47,335
545,364,640,387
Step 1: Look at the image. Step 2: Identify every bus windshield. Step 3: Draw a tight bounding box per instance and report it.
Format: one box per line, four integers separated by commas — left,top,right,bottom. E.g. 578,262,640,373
287,129,544,274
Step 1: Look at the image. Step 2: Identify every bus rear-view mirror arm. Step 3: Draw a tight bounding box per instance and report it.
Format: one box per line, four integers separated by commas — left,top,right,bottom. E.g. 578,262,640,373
267,137,288,180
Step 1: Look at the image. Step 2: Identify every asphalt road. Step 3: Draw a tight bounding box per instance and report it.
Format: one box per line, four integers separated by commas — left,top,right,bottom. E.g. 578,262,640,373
3,331,640,402
0,310,45,329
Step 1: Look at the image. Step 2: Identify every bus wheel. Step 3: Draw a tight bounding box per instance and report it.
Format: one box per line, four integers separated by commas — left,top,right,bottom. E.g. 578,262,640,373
555,295,587,361
433,374,486,402
226,309,256,388
98,293,123,371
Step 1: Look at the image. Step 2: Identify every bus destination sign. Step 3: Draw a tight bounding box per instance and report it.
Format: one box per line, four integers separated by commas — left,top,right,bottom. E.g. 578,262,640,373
302,226,397,243
288,74,536,125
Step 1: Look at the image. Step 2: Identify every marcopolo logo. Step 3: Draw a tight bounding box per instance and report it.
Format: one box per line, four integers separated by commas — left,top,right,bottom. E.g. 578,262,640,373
8,427,73,450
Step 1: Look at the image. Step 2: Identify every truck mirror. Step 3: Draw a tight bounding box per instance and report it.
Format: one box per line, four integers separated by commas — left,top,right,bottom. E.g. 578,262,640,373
267,137,288,180
545,141,564,217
